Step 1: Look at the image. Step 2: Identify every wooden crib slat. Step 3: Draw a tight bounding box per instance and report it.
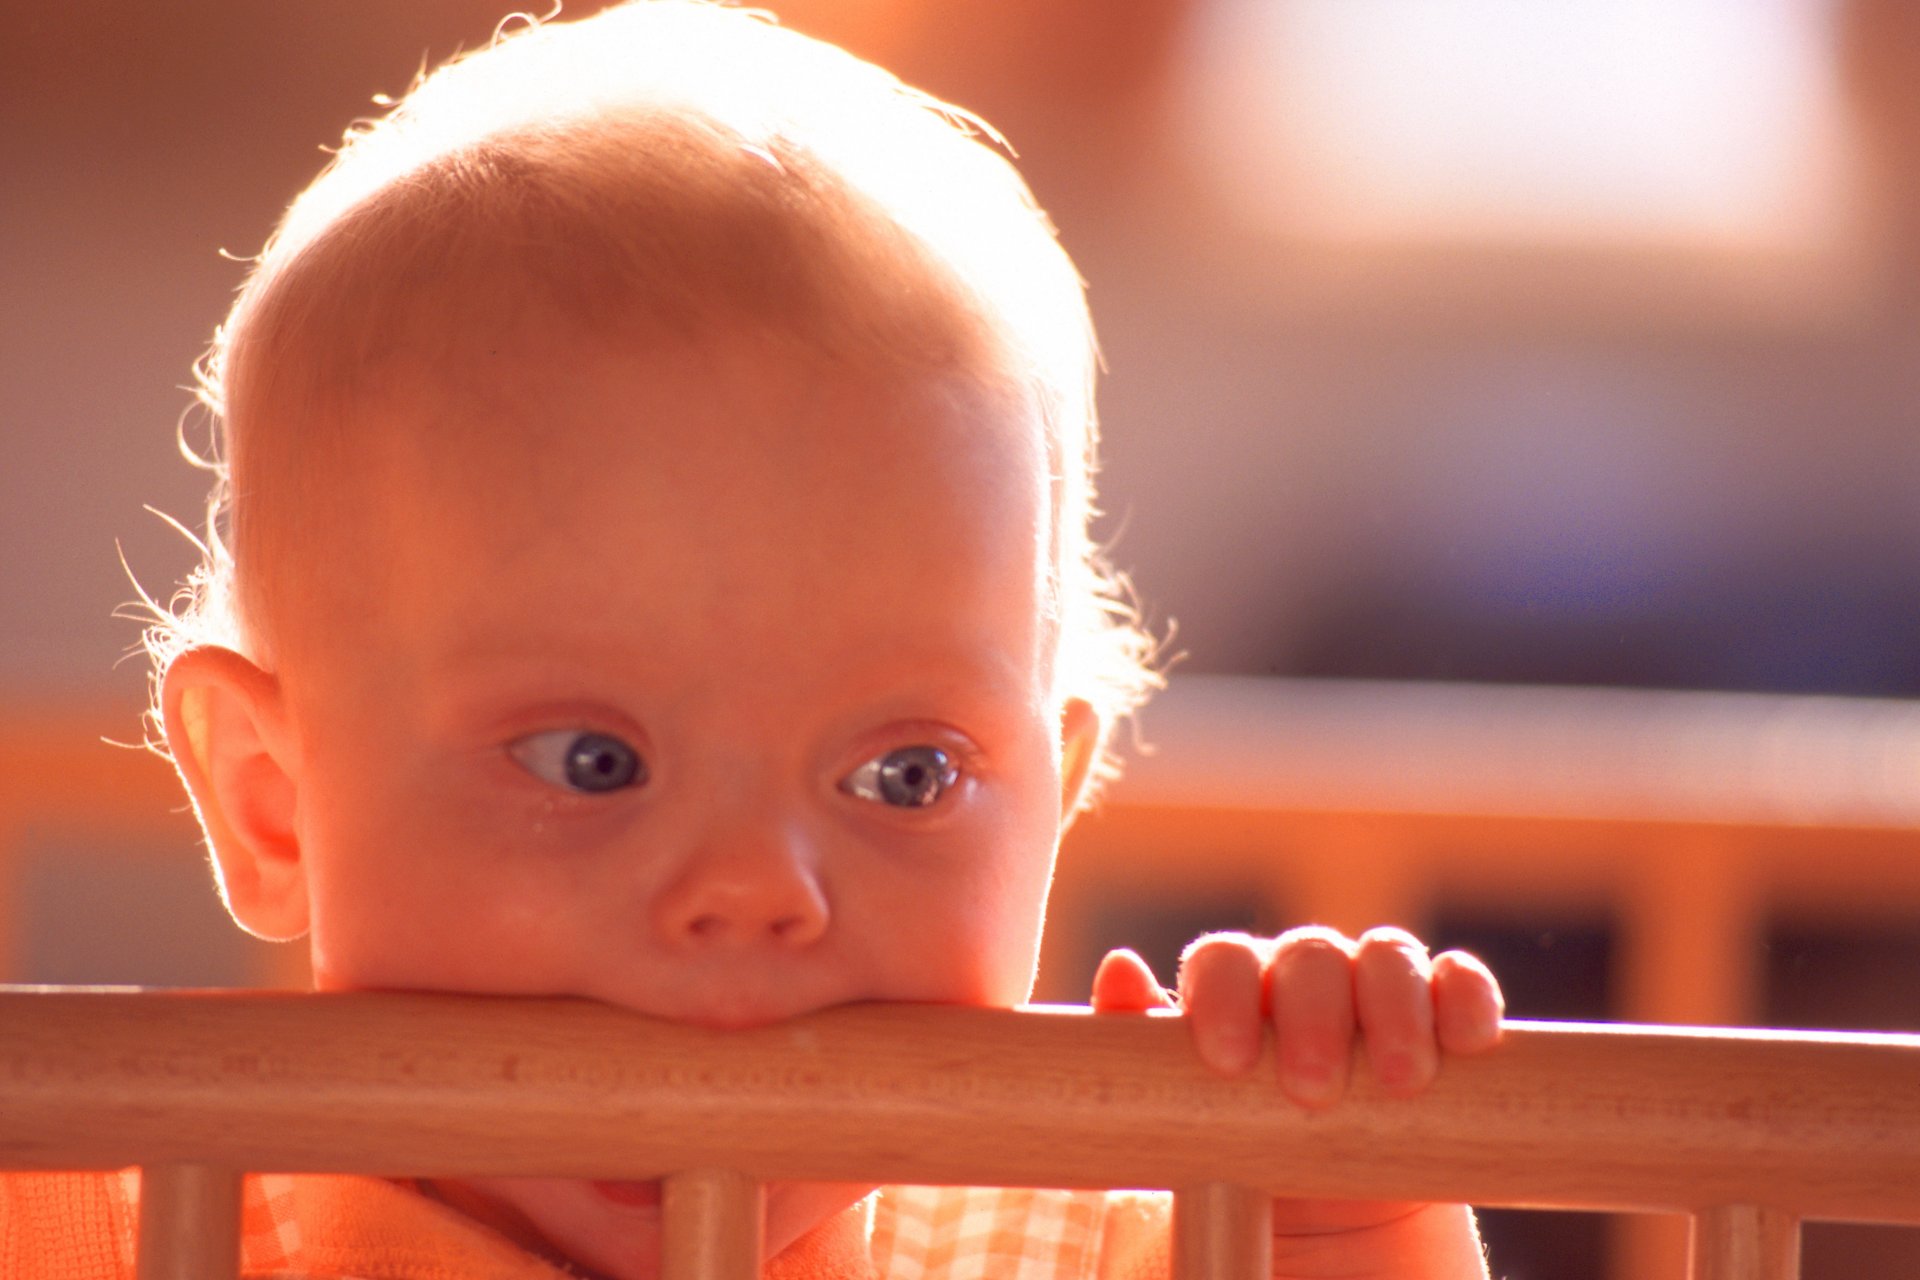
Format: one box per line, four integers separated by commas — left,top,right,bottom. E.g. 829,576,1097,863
1173,1183,1271,1280
1689,1205,1800,1280
135,1163,242,1280
661,1168,762,1280
5,993,1920,1227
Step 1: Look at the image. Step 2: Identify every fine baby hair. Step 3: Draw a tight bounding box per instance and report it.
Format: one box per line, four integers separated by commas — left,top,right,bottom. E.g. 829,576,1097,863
147,0,1156,775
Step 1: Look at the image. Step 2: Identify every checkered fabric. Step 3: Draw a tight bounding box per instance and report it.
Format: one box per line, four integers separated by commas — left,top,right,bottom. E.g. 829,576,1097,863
870,1186,1109,1280
241,1174,304,1273
1,1173,1170,1278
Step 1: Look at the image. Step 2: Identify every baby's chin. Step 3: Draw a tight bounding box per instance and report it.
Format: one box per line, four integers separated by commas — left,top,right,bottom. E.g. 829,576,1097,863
429,1174,873,1279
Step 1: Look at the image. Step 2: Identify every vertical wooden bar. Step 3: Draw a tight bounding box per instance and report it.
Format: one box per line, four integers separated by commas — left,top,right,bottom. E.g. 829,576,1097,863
1283,820,1422,939
661,1168,763,1280
1616,1212,1692,1280
1615,834,1765,1280
1689,1205,1800,1280
1173,1183,1271,1280
1619,834,1762,1029
136,1164,242,1280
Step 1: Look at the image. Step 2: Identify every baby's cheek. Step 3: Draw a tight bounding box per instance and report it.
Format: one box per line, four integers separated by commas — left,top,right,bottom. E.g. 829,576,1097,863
303,816,566,994
952,876,1057,1005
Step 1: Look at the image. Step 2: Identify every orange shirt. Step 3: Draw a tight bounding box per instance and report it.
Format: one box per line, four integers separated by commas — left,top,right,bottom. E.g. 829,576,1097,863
0,1172,1170,1279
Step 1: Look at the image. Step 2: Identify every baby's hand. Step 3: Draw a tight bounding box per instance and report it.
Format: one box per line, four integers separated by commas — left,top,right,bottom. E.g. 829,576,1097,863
1091,928,1504,1278
1090,926,1502,1106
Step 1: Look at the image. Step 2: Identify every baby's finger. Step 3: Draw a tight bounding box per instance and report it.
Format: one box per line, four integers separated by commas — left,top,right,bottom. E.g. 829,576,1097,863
1354,926,1440,1097
1089,947,1178,1014
1177,932,1268,1076
1432,949,1505,1054
1266,926,1357,1108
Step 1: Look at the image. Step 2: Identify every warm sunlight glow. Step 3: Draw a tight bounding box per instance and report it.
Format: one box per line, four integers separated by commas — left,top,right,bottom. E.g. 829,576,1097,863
1176,0,1859,253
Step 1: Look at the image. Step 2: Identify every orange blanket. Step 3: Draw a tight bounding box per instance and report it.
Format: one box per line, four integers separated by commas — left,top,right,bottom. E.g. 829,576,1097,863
0,1172,1169,1279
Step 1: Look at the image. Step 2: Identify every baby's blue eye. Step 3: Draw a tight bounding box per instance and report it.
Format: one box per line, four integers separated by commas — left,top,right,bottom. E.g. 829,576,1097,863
841,745,958,809
509,730,646,794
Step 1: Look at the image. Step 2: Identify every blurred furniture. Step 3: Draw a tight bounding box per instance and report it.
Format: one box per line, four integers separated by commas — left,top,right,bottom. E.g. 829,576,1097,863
1049,675,1920,1280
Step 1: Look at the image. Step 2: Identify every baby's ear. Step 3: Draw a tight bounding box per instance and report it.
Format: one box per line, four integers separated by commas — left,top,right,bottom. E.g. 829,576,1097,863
1058,697,1103,823
160,646,310,942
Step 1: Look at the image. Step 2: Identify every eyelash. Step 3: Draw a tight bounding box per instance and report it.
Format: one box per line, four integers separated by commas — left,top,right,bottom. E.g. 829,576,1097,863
840,744,961,809
504,728,972,809
507,729,646,794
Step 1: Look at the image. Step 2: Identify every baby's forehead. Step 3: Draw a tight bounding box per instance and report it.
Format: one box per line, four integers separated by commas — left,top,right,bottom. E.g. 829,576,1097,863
287,323,1055,661
354,309,1044,491
243,221,1056,595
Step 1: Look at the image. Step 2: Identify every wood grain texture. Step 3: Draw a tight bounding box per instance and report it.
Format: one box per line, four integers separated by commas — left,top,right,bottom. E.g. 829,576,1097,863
134,1163,241,1280
1173,1183,1270,1280
2,991,1917,1226
1690,1204,1801,1280
662,1169,762,1280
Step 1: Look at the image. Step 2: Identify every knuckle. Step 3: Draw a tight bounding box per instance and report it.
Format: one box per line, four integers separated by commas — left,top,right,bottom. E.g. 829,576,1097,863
1178,932,1270,1001
1358,926,1431,968
1275,927,1354,970
1433,947,1490,977
1179,930,1261,967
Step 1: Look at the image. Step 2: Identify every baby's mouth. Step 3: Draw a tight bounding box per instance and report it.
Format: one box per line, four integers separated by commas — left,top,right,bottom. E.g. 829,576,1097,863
591,1179,663,1209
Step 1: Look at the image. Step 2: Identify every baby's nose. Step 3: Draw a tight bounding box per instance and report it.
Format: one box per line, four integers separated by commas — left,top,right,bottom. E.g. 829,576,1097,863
650,823,829,948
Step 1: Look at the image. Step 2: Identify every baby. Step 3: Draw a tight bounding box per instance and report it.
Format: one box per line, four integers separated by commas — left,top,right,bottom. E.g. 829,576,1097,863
114,3,1502,1277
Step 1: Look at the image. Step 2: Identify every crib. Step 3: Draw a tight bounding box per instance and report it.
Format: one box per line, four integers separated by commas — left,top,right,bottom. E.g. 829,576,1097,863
7,676,1920,1279
3,988,1918,1280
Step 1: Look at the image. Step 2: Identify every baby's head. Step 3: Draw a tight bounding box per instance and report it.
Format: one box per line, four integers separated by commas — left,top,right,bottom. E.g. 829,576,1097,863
175,2,1149,720
151,4,1154,1268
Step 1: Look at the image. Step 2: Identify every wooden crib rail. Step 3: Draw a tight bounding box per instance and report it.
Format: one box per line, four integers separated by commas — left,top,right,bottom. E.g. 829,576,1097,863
3,991,1918,1279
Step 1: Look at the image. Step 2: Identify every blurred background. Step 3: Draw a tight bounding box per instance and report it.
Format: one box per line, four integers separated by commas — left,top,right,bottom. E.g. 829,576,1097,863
4,2,1920,1277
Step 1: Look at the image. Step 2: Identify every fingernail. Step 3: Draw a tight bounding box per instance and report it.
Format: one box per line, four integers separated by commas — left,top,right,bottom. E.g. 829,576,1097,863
1375,1051,1415,1090
1200,1023,1261,1075
1373,1048,1435,1095
1282,1056,1341,1108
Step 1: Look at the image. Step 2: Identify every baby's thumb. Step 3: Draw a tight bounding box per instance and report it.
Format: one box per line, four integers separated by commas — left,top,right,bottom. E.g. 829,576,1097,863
1089,948,1178,1013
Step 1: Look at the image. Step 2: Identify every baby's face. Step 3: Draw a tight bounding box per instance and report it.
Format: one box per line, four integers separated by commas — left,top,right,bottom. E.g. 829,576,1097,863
268,319,1080,1273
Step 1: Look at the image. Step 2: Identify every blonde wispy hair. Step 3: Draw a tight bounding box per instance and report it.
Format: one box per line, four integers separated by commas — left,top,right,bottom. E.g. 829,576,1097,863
145,0,1159,785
